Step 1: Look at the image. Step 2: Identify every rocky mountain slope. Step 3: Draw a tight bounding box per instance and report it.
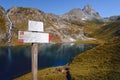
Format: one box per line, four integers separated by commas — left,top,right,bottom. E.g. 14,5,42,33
0,5,120,46
0,5,103,46
0,6,7,46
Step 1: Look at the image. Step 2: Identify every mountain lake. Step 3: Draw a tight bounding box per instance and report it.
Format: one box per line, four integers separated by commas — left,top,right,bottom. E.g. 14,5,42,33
0,43,97,80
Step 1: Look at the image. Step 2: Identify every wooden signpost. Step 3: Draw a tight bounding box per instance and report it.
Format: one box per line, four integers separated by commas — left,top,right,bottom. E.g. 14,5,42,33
18,20,51,80
32,43,38,80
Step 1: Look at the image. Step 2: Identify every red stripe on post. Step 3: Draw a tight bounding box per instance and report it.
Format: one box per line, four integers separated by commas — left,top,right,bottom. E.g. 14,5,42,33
49,34,52,42
18,39,24,43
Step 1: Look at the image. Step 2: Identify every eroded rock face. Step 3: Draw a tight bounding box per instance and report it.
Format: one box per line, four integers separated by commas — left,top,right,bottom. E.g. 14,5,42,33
82,5,101,18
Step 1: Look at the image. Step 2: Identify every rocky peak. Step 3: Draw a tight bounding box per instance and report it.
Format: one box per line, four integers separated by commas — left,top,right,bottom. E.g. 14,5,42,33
82,5,101,18
82,5,93,12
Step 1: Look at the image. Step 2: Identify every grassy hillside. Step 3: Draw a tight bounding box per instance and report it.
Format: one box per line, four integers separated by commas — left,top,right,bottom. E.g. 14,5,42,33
69,37,120,80
15,36,120,80
93,22,120,40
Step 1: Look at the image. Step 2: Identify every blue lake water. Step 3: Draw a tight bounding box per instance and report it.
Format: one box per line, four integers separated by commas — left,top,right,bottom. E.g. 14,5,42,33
0,43,96,80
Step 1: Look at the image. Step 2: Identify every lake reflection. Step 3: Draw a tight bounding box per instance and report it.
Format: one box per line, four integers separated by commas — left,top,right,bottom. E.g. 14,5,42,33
0,43,96,79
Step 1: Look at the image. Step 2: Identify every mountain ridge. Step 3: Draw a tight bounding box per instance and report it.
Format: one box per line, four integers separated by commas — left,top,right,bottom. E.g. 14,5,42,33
0,5,120,46
0,5,102,46
60,5,101,21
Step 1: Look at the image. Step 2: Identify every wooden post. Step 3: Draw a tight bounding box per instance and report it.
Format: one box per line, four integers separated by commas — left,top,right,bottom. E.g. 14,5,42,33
32,43,38,80
18,21,50,80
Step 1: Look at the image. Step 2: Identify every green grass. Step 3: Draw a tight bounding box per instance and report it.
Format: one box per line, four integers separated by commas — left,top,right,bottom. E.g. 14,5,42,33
15,67,67,80
69,37,120,80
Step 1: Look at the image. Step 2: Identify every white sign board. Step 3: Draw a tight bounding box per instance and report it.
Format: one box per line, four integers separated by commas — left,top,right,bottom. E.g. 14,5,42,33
18,31,51,43
28,20,44,32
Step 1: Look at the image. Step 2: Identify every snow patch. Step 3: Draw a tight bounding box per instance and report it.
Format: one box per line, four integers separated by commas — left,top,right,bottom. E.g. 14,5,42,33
81,18,86,20
69,37,76,42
